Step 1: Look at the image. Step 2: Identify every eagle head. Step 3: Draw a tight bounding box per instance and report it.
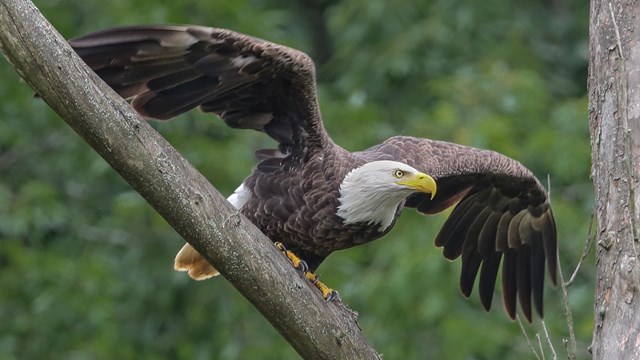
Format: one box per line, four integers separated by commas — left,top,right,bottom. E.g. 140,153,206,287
336,160,436,231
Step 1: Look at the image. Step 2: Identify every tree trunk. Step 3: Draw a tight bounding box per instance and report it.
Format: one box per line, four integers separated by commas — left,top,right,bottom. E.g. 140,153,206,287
0,0,380,358
589,1,640,358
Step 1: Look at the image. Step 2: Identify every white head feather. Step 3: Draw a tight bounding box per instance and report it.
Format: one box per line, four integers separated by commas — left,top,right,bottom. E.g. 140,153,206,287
336,160,434,231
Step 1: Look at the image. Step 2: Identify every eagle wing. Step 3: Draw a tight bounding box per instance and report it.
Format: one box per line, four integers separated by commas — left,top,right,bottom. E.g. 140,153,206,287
70,25,327,159
358,136,557,322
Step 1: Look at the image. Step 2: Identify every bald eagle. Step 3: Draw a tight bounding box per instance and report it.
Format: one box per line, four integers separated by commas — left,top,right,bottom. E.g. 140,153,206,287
70,25,557,322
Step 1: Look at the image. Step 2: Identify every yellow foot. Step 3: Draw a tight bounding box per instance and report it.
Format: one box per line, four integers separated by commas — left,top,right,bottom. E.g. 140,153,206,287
305,271,339,301
274,242,309,272
274,242,339,301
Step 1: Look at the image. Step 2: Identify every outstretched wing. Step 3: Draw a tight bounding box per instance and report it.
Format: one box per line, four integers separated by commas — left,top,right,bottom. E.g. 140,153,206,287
358,136,557,322
70,25,328,160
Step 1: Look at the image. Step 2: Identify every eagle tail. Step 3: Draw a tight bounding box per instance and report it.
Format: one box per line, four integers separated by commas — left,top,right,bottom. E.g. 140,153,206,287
174,243,219,280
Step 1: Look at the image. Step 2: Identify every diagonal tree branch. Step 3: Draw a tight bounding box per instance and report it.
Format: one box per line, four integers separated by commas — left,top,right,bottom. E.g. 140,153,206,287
0,0,379,358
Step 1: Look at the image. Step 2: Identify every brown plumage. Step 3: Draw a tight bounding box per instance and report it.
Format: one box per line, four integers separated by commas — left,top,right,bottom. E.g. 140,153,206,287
70,25,557,322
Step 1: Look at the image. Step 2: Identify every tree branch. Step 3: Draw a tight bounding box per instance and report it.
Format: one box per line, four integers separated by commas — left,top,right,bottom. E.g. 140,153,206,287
0,0,379,358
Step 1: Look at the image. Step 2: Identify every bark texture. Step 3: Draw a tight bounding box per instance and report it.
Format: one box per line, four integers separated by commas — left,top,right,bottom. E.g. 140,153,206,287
0,0,380,358
589,1,640,358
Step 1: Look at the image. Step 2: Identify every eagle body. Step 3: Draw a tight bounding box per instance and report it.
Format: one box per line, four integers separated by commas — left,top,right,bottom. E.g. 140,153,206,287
238,141,430,270
240,143,370,270
70,25,558,322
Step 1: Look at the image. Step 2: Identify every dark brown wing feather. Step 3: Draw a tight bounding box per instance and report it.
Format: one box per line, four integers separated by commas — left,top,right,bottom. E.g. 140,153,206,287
69,25,328,159
357,136,557,322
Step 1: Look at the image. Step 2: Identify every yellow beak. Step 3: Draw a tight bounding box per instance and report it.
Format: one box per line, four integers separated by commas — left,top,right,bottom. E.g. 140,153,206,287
397,172,437,199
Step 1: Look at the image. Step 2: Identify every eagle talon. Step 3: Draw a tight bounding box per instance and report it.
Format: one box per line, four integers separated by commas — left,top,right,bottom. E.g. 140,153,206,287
274,241,286,251
325,290,339,302
274,242,308,272
298,260,309,273
305,271,337,300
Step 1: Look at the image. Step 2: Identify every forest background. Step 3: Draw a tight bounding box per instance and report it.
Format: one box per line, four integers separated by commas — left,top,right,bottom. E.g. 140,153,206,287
0,0,592,359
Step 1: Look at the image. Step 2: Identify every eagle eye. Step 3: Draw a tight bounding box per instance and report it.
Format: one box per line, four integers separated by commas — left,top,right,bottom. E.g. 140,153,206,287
393,170,405,178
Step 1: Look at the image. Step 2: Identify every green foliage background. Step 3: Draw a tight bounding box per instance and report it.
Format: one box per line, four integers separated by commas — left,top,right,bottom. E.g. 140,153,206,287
0,0,592,359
